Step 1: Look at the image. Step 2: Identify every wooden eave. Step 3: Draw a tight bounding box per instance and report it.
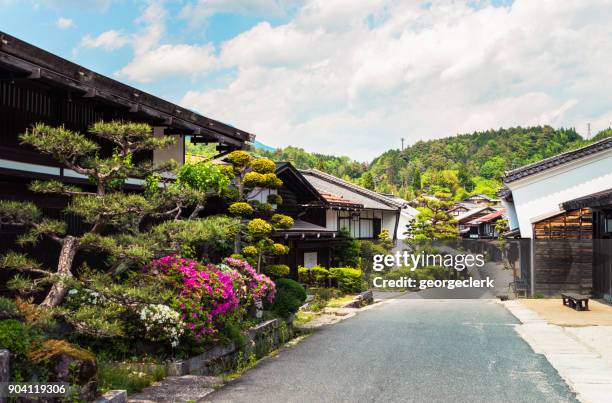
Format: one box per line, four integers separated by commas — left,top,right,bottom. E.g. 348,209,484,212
0,31,255,149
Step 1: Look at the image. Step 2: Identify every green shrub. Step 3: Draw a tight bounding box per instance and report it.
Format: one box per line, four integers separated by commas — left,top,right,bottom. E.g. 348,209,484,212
0,319,40,355
264,264,290,278
0,297,20,319
297,266,329,287
298,267,310,284
0,319,44,381
329,267,364,293
266,278,307,318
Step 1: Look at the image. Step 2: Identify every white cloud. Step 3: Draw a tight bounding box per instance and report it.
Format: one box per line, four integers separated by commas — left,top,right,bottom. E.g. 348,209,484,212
178,0,612,160
55,16,74,29
79,30,129,51
179,0,300,29
118,43,217,82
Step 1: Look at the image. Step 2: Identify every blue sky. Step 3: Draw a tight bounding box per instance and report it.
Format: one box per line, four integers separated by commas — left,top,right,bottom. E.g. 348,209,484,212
1,0,611,160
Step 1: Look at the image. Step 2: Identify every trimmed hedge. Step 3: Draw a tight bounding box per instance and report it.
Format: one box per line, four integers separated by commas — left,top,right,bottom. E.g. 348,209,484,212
329,267,364,293
266,278,307,318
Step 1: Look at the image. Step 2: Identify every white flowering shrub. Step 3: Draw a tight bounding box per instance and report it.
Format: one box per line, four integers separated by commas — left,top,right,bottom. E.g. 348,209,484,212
139,304,184,347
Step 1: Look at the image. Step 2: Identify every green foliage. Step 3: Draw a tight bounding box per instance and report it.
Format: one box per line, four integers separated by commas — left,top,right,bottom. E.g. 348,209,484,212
263,264,290,278
329,268,363,293
247,218,273,238
406,194,459,240
331,230,360,267
480,156,506,180
98,362,166,395
257,146,367,180
298,266,330,287
177,161,231,193
267,278,307,318
250,158,276,174
229,202,254,216
0,319,41,355
226,150,252,168
267,194,283,205
0,297,20,319
270,214,294,229
0,200,41,224
20,123,99,161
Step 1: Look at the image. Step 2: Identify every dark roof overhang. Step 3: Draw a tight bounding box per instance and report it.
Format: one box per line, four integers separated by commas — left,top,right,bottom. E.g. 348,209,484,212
502,137,612,184
0,31,254,149
561,188,612,210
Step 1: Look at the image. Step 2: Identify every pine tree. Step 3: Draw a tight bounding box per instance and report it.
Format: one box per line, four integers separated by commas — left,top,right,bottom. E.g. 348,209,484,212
0,121,202,308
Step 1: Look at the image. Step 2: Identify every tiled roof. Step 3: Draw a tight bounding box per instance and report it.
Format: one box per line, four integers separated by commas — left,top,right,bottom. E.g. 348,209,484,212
561,188,612,210
456,206,497,223
318,191,363,208
502,136,612,183
300,169,403,211
466,209,506,225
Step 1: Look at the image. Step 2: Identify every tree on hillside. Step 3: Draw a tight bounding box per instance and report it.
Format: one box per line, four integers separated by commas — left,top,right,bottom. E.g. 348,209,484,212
222,151,294,271
0,121,207,308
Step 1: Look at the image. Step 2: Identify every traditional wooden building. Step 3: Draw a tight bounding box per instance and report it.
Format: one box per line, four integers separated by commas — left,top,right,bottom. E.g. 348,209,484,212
0,32,255,268
457,206,497,238
267,165,410,276
501,136,612,298
465,208,506,239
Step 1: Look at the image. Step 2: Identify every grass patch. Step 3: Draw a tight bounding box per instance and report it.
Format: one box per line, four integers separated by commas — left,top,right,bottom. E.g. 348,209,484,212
97,362,166,395
326,295,356,307
222,352,257,382
293,311,316,326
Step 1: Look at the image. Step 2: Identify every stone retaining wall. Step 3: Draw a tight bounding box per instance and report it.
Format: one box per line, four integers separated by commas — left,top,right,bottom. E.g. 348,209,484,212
121,318,293,377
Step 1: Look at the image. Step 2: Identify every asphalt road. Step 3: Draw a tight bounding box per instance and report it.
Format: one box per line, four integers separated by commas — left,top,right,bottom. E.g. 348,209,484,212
207,300,577,403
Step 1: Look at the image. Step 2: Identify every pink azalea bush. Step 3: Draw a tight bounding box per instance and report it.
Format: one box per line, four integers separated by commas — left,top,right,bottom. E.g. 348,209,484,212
148,255,275,340
221,257,276,303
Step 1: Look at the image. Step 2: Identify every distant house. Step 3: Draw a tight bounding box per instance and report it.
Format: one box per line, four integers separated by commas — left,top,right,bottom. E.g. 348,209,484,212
300,169,408,240
266,165,412,275
456,206,497,237
464,209,506,239
447,201,482,217
464,194,500,206
501,136,612,298
379,193,420,240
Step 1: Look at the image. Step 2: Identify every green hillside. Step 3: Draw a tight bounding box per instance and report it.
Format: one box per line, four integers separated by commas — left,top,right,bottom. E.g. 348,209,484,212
201,126,611,201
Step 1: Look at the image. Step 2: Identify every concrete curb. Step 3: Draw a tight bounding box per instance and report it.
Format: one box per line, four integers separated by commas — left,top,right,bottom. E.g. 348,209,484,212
503,300,612,403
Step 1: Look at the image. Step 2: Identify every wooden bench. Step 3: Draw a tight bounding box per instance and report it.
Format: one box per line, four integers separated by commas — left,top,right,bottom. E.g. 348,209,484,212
561,293,590,311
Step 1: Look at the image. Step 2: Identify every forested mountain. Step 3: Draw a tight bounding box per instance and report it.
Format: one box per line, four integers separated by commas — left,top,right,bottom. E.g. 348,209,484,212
253,126,612,200
257,146,368,180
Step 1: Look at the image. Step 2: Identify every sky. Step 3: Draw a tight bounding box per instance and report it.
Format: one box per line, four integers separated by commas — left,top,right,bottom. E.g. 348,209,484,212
1,0,612,161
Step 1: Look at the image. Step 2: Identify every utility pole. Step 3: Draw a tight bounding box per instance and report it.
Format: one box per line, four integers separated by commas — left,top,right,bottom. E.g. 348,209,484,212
587,122,591,139
401,137,405,151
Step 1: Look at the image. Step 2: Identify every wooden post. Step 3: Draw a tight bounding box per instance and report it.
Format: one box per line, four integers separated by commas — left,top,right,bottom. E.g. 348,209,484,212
0,349,8,403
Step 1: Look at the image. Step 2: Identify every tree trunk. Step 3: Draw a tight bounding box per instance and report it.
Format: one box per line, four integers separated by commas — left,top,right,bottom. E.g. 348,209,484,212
234,231,242,254
41,236,78,308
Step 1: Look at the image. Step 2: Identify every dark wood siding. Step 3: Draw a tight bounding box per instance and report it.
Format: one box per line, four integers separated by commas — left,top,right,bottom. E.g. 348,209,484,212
532,209,593,295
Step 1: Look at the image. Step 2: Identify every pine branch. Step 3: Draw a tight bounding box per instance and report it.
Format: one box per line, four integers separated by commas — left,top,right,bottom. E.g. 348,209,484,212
29,180,95,197
0,252,51,277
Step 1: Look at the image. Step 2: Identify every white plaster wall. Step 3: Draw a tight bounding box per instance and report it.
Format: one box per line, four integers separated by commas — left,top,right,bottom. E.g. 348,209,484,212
381,211,398,237
502,199,519,231
508,149,612,238
325,209,338,231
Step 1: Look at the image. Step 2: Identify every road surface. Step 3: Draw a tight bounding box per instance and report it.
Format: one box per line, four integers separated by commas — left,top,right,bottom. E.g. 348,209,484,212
207,299,576,402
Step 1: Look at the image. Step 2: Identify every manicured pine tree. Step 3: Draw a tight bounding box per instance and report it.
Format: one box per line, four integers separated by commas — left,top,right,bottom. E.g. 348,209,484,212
0,121,203,308
222,150,294,272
